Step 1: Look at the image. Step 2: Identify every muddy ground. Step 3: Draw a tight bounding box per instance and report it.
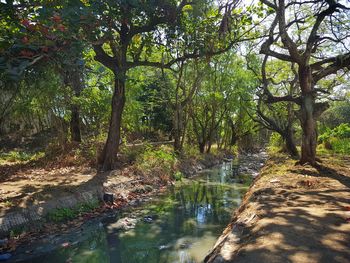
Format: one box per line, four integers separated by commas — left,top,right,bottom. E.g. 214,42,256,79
205,153,350,263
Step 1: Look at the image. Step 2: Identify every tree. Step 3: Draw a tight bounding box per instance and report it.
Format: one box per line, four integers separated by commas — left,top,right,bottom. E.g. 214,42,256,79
189,53,257,153
0,1,86,143
137,71,173,140
260,0,350,165
82,0,240,169
252,58,299,157
171,60,202,153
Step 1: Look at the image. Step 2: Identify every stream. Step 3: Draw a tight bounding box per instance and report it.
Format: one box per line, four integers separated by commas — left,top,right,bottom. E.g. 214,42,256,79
9,152,267,263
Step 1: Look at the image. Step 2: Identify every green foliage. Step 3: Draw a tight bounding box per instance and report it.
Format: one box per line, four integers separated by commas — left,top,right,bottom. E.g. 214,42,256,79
319,123,350,142
78,86,112,134
319,123,350,154
269,132,284,147
137,145,176,171
46,200,99,223
9,225,28,238
0,150,44,163
47,207,76,222
326,138,350,154
136,145,177,180
124,68,174,140
173,171,184,181
320,101,350,130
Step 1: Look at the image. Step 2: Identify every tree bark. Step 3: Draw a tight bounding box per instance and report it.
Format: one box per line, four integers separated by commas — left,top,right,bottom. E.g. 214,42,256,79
284,127,298,158
68,69,83,143
284,99,298,158
173,104,183,153
206,141,212,153
199,141,205,154
98,74,126,170
298,66,317,165
70,104,81,142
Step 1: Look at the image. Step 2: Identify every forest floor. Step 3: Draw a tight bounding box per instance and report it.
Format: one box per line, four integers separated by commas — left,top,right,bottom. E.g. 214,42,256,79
205,152,350,263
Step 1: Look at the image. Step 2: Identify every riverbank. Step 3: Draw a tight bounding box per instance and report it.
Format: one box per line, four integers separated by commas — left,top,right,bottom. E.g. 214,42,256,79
205,153,350,263
4,150,268,262
0,144,228,255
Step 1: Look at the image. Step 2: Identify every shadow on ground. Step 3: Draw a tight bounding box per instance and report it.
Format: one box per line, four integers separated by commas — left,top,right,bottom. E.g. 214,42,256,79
205,155,350,263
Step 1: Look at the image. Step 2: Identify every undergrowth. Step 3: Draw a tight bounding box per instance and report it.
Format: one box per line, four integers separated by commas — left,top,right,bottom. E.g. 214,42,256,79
46,200,99,223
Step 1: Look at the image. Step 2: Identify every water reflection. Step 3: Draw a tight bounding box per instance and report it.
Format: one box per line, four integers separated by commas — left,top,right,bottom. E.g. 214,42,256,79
14,162,252,263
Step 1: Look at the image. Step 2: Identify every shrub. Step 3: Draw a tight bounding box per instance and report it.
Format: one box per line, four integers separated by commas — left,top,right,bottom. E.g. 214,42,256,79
269,132,284,147
0,150,44,163
135,145,177,183
318,123,350,154
319,123,350,143
46,200,99,222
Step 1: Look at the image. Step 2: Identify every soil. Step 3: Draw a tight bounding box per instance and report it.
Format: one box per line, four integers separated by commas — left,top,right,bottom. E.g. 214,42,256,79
0,165,98,213
205,153,350,263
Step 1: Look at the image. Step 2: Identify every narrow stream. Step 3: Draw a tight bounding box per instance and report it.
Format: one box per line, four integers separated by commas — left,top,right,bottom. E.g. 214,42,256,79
11,154,266,263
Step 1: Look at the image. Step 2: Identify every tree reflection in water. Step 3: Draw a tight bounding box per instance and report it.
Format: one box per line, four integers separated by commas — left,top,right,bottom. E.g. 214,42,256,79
17,163,252,263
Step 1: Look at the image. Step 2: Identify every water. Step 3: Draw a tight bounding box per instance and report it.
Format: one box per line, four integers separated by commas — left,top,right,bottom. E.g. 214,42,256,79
12,161,255,263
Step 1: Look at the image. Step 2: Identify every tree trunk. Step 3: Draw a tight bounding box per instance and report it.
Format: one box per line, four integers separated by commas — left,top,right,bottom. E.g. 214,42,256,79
173,104,182,153
284,99,298,158
227,119,237,147
284,127,298,158
70,104,81,142
299,94,317,165
206,142,212,153
69,69,83,143
299,66,317,165
199,142,205,154
98,75,126,170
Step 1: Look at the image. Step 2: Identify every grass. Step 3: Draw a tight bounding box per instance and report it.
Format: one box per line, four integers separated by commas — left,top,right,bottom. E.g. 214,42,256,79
46,200,100,223
0,150,45,164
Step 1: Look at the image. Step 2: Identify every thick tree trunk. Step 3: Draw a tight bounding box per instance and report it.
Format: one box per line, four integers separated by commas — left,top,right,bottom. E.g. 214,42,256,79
99,76,126,170
299,94,317,165
299,66,317,165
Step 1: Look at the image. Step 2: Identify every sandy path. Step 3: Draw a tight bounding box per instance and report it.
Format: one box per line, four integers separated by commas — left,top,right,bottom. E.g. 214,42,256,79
205,154,350,263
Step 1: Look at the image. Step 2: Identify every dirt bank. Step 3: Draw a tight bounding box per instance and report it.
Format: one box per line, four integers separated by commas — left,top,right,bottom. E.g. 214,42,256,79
0,150,226,255
205,153,350,263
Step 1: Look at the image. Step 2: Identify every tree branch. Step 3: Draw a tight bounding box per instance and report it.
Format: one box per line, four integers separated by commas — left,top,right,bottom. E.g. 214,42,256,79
313,52,350,82
93,45,117,71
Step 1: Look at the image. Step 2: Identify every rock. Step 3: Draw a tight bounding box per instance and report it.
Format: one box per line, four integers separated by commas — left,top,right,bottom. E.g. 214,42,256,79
159,244,171,250
108,217,137,231
143,215,158,223
270,179,280,184
179,241,192,249
143,216,153,223
0,239,8,246
132,186,146,194
144,185,153,192
103,193,114,203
